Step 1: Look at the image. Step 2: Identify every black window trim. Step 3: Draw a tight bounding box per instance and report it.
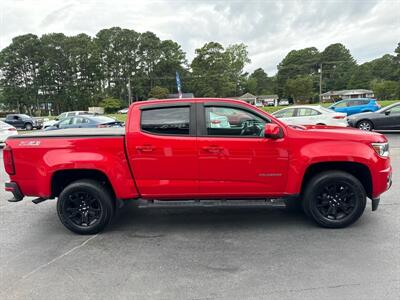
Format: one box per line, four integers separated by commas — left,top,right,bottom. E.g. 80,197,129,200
197,102,272,138
139,103,196,137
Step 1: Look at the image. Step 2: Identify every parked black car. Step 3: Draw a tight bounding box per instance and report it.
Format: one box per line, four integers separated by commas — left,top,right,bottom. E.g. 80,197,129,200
45,115,123,130
347,102,400,131
4,114,43,130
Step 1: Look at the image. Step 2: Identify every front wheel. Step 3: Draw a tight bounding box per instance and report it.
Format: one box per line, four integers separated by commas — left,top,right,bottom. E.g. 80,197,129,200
357,120,373,131
24,123,33,130
302,171,366,228
57,180,114,234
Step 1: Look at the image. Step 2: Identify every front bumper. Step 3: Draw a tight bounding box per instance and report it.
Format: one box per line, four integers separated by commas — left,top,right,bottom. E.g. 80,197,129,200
5,182,24,202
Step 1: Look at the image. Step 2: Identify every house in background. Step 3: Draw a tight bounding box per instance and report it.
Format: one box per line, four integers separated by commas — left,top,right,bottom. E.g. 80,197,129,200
167,93,194,99
321,89,374,102
234,93,279,106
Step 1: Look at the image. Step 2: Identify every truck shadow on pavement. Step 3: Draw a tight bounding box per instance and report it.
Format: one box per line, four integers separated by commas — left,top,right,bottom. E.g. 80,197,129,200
106,204,313,234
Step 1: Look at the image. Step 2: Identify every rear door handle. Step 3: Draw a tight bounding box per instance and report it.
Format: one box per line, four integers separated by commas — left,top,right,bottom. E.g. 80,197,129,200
136,145,156,152
202,146,223,153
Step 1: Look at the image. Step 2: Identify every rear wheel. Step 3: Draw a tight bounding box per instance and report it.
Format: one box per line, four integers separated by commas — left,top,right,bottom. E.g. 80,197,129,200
302,171,366,228
357,120,373,131
57,180,114,234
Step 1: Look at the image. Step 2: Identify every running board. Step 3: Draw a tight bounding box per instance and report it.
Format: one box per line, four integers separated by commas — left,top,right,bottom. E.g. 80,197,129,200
136,199,286,208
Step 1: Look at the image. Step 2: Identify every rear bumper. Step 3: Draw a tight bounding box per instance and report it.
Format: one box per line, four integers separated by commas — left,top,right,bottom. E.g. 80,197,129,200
5,182,24,201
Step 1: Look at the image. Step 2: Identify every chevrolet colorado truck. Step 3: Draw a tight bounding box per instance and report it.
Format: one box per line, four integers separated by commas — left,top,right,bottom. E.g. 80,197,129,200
3,98,392,234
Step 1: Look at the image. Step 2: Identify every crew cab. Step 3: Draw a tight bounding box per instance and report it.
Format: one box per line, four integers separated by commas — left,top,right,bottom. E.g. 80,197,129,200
4,114,43,130
3,98,392,234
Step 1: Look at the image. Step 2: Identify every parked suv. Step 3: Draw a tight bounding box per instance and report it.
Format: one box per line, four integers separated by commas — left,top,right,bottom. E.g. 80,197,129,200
329,98,380,116
43,111,95,128
4,114,43,130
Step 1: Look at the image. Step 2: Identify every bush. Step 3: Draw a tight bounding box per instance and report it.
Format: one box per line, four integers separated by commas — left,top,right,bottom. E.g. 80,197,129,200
148,86,169,99
99,97,122,113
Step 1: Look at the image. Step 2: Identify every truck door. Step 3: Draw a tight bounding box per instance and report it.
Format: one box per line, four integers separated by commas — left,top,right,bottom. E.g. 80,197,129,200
197,103,289,197
126,103,198,198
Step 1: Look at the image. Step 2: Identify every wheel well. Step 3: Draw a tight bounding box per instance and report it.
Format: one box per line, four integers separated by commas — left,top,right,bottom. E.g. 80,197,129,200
301,162,372,198
51,169,115,199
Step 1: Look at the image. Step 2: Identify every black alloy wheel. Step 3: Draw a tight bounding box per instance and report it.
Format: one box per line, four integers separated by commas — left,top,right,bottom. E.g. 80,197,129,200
57,180,114,234
63,192,102,227
303,171,366,228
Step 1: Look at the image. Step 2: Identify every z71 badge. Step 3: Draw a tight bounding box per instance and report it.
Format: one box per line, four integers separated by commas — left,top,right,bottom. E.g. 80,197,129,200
18,140,41,146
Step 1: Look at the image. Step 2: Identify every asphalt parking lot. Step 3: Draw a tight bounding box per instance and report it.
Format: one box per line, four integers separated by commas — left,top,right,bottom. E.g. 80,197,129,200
0,134,399,300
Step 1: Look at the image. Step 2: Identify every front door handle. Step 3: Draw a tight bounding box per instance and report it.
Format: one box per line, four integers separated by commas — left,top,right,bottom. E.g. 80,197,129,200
202,146,223,153
136,145,156,152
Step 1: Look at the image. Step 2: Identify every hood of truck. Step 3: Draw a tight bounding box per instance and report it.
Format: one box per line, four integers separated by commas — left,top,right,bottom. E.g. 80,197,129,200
286,124,387,143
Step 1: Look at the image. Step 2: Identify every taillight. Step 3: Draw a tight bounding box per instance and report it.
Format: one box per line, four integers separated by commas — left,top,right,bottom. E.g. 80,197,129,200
8,128,16,131
333,115,346,119
96,124,108,128
3,145,15,175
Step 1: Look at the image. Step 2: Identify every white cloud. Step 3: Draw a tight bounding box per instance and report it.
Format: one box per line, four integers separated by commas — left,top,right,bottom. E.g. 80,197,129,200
1,0,399,75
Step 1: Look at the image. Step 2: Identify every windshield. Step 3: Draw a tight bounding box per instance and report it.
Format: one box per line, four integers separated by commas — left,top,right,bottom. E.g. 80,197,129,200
91,116,117,123
378,102,399,113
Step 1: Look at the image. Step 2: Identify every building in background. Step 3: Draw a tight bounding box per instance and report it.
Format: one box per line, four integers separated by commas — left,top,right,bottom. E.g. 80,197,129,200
234,93,279,106
167,93,195,99
321,89,374,102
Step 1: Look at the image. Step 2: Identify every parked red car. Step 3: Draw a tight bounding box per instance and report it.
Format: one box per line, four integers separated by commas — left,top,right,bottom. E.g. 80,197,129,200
4,98,392,234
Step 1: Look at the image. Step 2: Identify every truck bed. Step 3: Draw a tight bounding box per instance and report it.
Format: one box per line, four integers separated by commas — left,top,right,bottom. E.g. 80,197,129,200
8,127,125,138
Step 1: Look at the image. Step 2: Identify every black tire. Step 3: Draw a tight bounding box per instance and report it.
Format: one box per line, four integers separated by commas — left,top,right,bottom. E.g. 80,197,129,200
24,123,33,131
357,120,373,131
302,171,366,228
57,179,114,234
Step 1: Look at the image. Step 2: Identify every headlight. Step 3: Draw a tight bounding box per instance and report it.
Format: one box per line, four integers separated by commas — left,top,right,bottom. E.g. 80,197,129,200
371,143,389,157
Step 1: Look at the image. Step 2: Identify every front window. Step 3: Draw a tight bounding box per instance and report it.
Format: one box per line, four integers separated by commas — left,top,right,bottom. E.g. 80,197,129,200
205,106,266,137
274,108,295,118
334,101,347,108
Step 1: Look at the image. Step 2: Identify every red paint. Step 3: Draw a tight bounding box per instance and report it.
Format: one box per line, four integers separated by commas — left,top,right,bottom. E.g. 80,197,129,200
4,98,392,201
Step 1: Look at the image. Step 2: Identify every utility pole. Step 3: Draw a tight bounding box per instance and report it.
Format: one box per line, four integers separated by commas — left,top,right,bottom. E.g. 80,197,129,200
127,78,132,105
319,63,323,102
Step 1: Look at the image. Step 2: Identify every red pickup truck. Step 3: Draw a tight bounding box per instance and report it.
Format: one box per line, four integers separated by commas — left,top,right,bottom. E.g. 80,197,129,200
3,98,392,234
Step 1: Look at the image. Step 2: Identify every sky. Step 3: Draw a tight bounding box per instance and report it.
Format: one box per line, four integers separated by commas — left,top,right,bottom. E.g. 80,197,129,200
1,0,399,75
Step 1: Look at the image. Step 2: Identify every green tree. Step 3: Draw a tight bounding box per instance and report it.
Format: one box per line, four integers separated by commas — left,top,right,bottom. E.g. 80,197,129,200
191,42,250,97
247,68,275,94
277,47,320,97
320,43,356,91
347,64,373,89
371,80,399,100
285,75,314,103
0,34,42,113
99,97,122,113
148,86,169,99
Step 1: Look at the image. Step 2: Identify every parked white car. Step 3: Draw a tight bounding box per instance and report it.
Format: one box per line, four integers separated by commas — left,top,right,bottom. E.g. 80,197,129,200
43,111,95,129
272,105,348,127
0,120,18,146
118,108,129,114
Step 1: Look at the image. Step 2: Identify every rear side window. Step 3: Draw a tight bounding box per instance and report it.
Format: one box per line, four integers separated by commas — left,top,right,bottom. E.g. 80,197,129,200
141,107,190,135
297,108,320,116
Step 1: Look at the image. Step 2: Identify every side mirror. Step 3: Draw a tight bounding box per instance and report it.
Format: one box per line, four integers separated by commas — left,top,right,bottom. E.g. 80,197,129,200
385,110,391,115
264,123,283,139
